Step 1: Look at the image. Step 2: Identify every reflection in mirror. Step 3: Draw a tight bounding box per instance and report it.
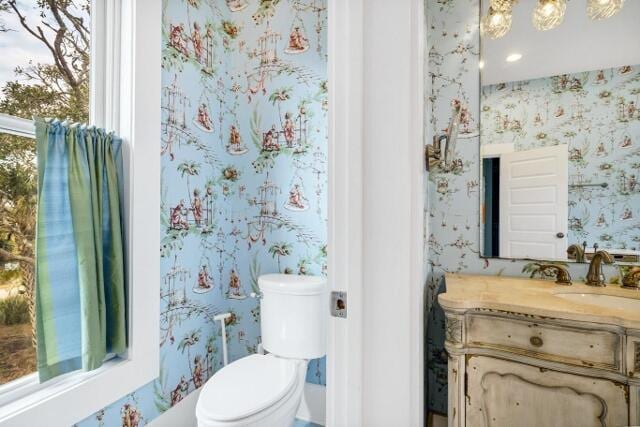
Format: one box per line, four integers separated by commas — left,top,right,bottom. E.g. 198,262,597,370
479,0,640,264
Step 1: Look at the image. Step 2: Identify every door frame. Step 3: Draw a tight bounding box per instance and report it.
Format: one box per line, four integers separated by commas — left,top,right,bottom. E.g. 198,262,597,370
326,0,364,424
326,0,425,425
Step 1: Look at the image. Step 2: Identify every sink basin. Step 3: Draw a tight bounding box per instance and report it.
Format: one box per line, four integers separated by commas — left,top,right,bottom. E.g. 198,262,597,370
555,293,640,312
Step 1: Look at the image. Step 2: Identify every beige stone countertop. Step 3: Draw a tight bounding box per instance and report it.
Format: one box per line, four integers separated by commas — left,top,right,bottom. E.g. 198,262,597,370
439,273,640,329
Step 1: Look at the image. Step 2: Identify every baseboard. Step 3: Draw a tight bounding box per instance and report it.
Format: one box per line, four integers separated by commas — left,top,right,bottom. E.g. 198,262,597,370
296,383,326,426
149,388,201,427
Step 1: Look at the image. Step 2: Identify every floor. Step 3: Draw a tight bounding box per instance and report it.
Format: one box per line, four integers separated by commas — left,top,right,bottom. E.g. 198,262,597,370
431,413,447,427
293,420,322,427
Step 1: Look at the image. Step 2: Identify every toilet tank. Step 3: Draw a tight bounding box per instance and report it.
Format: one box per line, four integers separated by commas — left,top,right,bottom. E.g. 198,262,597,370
259,274,328,359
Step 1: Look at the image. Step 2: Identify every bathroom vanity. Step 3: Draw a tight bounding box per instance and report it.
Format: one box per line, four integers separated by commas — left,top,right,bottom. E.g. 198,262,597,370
424,0,640,424
440,274,640,427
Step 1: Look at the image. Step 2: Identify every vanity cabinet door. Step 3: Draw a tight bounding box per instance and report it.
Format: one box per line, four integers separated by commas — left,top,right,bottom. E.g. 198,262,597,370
465,356,628,427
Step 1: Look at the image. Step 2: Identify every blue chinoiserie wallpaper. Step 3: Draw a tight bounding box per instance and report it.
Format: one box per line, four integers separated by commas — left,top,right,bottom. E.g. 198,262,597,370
77,0,327,425
424,0,637,416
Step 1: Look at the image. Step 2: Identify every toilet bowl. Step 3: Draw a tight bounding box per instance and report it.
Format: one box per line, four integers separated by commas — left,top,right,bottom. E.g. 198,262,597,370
196,354,308,427
196,274,327,427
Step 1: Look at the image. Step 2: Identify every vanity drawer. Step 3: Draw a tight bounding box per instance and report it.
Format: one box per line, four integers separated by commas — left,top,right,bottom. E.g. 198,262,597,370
466,314,622,372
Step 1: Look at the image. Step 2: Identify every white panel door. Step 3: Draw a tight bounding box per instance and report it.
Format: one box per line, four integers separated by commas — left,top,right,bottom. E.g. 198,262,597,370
500,145,568,260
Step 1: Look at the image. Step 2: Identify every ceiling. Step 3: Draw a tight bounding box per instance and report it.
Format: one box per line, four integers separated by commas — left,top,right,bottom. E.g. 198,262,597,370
481,0,640,85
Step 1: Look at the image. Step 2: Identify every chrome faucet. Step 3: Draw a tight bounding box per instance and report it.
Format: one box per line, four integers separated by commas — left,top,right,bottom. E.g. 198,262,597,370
585,250,614,287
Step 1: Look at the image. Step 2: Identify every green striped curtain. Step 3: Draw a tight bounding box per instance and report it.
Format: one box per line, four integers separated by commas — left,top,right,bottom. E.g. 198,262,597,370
35,120,126,382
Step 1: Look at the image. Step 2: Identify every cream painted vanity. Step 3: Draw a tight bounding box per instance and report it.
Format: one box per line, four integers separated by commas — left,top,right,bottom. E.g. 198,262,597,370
440,274,640,427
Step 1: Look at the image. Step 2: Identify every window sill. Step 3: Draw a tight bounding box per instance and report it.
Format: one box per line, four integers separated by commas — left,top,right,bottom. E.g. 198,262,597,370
0,355,157,426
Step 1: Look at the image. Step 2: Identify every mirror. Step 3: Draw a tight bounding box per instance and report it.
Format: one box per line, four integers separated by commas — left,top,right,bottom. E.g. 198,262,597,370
479,0,640,263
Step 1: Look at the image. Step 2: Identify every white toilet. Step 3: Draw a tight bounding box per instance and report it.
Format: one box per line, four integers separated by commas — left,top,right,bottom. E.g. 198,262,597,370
196,274,327,427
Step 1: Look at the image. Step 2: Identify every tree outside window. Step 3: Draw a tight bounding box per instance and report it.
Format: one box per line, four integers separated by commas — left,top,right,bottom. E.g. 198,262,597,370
0,0,89,385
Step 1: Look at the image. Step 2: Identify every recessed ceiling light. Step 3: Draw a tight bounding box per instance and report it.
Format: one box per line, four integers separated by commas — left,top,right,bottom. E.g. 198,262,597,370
506,53,522,62
479,60,485,69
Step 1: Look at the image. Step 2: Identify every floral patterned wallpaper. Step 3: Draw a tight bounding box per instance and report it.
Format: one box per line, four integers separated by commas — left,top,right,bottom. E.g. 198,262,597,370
76,0,327,425
425,0,627,416
481,66,640,251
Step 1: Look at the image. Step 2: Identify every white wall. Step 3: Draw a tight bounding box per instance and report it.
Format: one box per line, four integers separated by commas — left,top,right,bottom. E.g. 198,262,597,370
361,0,424,425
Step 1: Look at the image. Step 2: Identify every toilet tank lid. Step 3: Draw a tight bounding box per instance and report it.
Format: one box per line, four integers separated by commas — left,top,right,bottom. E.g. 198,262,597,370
258,274,327,295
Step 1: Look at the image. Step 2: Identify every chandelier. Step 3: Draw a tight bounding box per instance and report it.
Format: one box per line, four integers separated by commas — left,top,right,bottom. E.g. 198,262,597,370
481,0,625,39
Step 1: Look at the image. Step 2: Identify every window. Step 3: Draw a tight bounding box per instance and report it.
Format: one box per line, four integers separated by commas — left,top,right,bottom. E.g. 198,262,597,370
0,0,160,424
0,131,36,386
0,1,91,122
0,0,91,388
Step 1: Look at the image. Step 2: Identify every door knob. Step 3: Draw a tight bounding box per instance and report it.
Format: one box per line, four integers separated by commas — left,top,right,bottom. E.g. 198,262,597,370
556,232,565,238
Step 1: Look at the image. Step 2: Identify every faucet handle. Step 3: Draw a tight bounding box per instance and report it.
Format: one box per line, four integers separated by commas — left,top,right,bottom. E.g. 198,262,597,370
539,264,572,285
622,267,640,289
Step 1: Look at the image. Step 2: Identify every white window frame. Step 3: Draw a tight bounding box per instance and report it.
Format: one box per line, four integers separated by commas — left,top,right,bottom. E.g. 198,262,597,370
0,0,160,425
0,114,35,138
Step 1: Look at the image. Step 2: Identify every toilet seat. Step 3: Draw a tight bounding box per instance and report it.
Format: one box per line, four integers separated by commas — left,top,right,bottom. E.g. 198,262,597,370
196,354,301,423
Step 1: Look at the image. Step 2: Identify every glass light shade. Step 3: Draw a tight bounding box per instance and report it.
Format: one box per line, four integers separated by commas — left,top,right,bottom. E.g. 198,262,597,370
532,0,566,31
481,6,513,39
490,0,514,11
587,0,624,20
